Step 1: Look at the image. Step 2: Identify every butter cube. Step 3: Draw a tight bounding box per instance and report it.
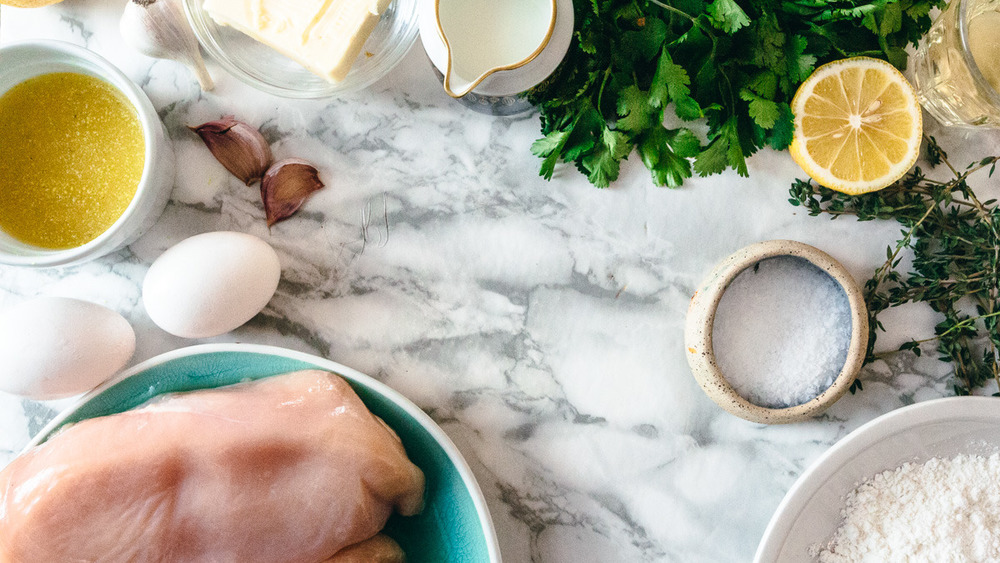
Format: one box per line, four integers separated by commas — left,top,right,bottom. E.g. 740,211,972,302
203,0,393,83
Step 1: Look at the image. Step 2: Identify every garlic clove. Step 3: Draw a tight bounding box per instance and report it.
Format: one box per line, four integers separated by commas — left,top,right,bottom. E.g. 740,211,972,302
190,117,273,185
121,0,214,91
260,158,325,227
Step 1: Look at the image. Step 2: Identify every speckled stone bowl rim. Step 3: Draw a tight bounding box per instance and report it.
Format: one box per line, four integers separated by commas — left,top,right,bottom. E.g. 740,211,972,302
684,240,869,424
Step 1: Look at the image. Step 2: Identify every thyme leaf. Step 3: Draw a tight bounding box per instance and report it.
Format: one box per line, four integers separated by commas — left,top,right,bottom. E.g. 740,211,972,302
789,136,1000,395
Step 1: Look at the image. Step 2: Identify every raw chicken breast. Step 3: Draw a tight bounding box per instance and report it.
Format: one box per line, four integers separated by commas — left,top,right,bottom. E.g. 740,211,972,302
323,534,405,562
0,370,425,563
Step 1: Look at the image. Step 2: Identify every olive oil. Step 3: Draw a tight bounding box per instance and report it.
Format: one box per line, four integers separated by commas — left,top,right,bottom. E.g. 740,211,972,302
969,10,1000,93
911,0,1000,127
0,72,145,249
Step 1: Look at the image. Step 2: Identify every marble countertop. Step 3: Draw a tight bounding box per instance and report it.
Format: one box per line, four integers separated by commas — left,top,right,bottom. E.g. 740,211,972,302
2,2,1000,561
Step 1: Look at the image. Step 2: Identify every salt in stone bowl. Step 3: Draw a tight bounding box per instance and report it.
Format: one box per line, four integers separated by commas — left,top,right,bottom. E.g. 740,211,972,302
684,240,868,424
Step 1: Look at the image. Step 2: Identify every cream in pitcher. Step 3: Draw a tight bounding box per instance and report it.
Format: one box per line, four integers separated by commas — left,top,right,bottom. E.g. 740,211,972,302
419,0,573,115
436,0,556,97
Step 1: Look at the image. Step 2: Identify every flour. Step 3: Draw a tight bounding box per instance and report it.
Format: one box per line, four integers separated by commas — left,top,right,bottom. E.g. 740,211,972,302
814,454,1000,562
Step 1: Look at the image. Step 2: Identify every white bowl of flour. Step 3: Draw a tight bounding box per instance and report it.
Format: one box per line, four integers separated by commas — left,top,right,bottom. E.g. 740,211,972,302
755,397,1000,562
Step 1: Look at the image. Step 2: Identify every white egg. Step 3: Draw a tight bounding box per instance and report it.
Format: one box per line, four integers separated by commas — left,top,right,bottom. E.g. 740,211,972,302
143,231,281,338
0,297,135,400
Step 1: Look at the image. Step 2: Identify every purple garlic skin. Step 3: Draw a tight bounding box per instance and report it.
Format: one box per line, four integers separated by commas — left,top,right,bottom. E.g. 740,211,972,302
261,158,325,227
190,117,272,185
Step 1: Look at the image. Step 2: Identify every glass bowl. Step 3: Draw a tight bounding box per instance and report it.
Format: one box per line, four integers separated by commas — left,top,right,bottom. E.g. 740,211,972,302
183,0,419,98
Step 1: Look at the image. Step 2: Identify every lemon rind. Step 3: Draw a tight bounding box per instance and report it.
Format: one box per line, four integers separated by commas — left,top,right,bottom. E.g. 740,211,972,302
790,57,923,196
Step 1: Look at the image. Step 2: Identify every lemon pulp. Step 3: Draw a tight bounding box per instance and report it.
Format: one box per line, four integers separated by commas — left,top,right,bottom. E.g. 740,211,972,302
790,57,922,195
0,72,145,249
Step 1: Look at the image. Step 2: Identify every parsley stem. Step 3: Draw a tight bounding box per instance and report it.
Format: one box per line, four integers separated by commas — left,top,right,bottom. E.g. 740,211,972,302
647,0,720,64
648,0,700,29
596,67,612,115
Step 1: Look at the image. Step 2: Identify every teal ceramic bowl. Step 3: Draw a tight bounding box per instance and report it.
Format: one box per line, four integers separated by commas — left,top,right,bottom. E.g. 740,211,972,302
28,344,501,563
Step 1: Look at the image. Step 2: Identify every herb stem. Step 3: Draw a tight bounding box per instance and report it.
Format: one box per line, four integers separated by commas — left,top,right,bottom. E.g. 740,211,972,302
596,67,613,115
868,203,937,295
930,135,962,178
790,135,999,395
648,0,700,29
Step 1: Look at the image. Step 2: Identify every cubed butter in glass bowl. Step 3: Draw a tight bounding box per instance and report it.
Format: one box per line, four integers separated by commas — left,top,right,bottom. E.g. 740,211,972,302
183,0,419,98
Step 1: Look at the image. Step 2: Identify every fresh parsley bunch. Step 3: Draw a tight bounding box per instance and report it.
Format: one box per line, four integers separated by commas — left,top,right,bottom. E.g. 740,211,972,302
529,0,944,188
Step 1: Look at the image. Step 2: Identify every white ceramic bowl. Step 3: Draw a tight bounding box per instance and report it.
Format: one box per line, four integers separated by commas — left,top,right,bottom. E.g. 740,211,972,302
755,397,1000,562
0,41,175,268
184,0,419,98
26,343,502,562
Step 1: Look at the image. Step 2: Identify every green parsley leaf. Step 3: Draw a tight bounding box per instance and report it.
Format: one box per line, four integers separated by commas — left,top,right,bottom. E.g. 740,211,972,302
531,0,944,189
766,103,795,150
748,13,786,74
531,130,571,180
563,105,604,161
693,135,730,177
582,143,621,188
880,3,904,36
740,89,780,129
604,127,634,160
616,85,656,132
639,126,702,187
785,35,817,87
669,127,703,158
649,50,690,108
724,117,749,177
620,17,669,63
748,71,778,99
649,49,703,120
674,96,703,121
706,0,750,33
906,3,934,19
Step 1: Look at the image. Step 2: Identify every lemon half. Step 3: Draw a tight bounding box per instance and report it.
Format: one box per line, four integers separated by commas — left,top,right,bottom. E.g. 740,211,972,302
790,57,922,195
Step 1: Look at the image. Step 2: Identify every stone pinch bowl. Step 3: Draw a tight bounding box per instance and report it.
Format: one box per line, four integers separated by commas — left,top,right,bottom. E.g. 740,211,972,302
684,240,869,424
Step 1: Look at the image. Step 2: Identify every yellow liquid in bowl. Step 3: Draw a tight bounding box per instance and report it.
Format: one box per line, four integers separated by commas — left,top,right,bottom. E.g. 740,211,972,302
0,72,145,250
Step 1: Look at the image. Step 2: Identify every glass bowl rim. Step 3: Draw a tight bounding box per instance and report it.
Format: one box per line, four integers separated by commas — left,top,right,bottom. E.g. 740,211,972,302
182,0,420,99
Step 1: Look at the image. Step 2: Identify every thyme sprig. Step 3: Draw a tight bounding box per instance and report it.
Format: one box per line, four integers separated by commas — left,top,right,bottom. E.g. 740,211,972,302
789,136,1000,395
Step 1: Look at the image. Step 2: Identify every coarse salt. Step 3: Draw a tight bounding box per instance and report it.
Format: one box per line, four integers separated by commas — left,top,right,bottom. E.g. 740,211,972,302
712,256,852,408
815,453,1000,562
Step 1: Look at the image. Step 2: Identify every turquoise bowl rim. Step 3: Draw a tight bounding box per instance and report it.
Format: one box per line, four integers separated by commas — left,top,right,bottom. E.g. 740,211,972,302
27,343,502,563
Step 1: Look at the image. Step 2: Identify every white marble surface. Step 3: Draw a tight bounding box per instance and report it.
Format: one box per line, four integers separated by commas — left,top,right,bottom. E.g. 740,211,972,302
1,2,1000,561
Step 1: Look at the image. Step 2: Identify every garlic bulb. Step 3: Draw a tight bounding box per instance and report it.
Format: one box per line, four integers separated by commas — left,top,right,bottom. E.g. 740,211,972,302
120,0,214,91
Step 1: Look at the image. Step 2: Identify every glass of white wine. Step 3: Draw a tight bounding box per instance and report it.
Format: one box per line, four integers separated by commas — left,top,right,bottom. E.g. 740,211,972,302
911,0,1000,128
